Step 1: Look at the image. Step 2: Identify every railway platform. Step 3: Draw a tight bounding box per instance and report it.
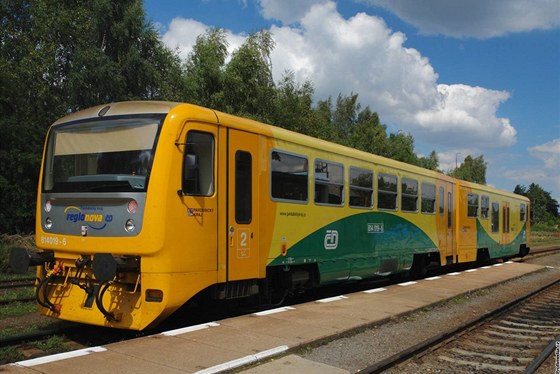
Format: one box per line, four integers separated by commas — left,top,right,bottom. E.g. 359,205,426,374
3,261,548,374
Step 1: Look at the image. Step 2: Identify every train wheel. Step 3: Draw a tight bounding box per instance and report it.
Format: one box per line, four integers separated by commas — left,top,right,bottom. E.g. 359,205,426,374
409,254,428,280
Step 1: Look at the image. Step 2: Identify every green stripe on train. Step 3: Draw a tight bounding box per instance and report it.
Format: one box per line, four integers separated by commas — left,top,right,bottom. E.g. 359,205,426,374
269,212,438,284
476,220,527,258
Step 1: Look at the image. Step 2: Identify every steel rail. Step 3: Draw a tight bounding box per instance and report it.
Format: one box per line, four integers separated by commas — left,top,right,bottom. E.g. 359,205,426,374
357,277,560,374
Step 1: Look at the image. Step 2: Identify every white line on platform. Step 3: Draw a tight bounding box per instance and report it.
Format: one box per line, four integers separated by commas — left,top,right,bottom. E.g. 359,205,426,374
447,272,461,276
161,322,220,336
194,345,289,374
316,295,349,303
465,269,478,272
363,287,387,293
505,261,514,264
481,266,492,269
398,281,417,286
424,276,442,281
493,263,504,267
254,306,296,316
13,346,107,367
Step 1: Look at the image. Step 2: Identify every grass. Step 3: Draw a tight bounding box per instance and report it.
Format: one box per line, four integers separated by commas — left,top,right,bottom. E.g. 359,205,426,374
531,222,560,246
0,301,37,319
34,335,70,353
0,346,24,365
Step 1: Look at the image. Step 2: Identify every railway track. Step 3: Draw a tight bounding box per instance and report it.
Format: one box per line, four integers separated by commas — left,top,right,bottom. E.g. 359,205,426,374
0,277,36,306
362,278,560,373
0,277,36,290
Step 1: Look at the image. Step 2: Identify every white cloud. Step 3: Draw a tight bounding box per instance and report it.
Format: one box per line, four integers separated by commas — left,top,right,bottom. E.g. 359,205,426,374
159,1,517,149
267,2,516,147
161,18,209,62
414,84,516,147
258,0,328,24
360,0,560,38
529,138,560,169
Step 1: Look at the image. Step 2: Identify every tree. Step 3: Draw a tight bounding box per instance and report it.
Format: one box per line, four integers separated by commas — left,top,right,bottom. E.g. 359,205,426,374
350,108,389,156
514,184,559,223
449,155,487,184
386,132,417,165
0,0,184,233
417,150,440,171
222,30,276,121
184,28,228,108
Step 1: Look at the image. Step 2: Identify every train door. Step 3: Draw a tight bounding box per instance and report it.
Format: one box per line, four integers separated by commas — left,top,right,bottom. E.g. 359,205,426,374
227,129,259,281
437,181,456,264
180,124,218,271
502,201,511,247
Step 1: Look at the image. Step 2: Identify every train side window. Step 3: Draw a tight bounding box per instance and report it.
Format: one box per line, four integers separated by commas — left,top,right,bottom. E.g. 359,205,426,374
481,195,490,219
314,159,344,206
520,203,526,221
182,131,214,196
235,151,252,224
421,182,436,214
378,173,397,210
271,150,308,202
467,193,478,218
491,202,499,232
349,167,373,208
439,186,445,215
401,178,418,212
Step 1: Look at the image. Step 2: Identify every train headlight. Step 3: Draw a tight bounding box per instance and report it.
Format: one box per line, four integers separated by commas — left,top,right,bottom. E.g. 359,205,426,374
45,217,53,230
45,200,52,212
127,199,138,214
125,219,136,233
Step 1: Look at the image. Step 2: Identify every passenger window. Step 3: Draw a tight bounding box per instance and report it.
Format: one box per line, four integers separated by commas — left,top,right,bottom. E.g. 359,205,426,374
401,178,418,212
481,195,489,219
421,183,436,214
235,151,252,224
182,131,214,196
378,173,397,210
491,202,499,232
314,160,344,205
349,167,373,208
270,150,308,202
467,193,478,218
520,203,526,221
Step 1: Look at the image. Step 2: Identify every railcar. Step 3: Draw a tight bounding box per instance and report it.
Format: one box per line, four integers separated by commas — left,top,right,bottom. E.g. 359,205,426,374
10,101,530,330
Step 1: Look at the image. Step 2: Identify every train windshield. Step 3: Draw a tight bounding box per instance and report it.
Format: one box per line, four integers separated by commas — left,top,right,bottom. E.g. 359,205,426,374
43,115,164,193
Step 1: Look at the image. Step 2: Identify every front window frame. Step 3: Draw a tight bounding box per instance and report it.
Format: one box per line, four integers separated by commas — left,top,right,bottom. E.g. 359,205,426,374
42,114,165,193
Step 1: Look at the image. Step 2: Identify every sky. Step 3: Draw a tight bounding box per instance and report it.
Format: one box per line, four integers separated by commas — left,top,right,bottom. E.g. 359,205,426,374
143,0,560,201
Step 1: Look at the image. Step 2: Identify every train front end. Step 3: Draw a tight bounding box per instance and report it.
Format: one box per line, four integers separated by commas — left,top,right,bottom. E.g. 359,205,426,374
10,103,175,330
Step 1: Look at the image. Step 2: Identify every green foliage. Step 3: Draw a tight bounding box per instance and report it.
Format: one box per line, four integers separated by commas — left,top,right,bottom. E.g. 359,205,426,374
0,346,24,365
514,183,559,224
222,30,276,121
34,335,70,353
448,155,487,184
0,0,184,233
184,28,229,108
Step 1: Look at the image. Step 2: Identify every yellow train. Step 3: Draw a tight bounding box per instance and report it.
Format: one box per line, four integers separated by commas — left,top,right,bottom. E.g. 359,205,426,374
10,101,530,330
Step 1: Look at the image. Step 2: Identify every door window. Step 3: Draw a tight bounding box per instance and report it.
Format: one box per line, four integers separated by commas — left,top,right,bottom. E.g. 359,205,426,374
235,151,252,224
182,131,214,196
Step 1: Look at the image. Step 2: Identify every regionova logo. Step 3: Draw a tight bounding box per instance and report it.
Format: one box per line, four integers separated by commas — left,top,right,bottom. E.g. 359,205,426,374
64,206,113,230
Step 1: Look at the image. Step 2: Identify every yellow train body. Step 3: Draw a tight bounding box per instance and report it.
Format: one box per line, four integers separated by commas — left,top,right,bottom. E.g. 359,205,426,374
14,101,529,330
